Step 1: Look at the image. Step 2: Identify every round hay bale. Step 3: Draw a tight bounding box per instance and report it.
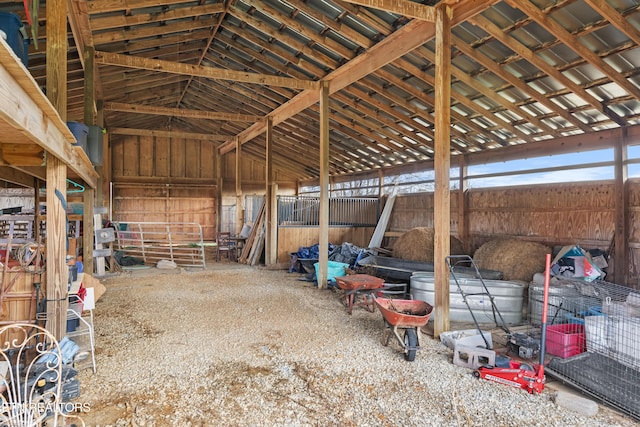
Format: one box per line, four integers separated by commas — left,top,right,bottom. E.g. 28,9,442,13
392,227,465,262
473,238,551,282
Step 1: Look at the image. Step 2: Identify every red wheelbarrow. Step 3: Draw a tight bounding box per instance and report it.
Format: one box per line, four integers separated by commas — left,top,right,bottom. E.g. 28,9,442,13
335,274,385,314
374,297,433,361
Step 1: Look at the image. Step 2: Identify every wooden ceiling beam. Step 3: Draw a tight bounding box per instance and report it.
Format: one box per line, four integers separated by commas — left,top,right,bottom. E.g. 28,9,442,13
228,7,341,70
104,102,262,122
583,0,640,46
242,0,357,60
109,127,230,141
451,36,592,134
90,3,226,31
332,0,394,35
216,26,326,78
355,76,495,148
416,45,559,138
286,0,374,49
220,0,500,154
339,0,436,21
92,16,219,46
331,93,429,159
98,30,212,56
376,66,524,144
507,0,640,115
276,121,367,168
95,51,318,90
86,0,198,15
168,0,233,129
343,86,437,146
470,14,626,127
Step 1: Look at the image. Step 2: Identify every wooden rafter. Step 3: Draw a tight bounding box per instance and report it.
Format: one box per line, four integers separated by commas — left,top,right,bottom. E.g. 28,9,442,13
470,14,626,127
90,3,226,31
451,36,592,134
583,0,640,47
220,0,500,154
94,51,319,90
339,0,436,21
109,127,230,141
508,0,640,112
104,102,261,122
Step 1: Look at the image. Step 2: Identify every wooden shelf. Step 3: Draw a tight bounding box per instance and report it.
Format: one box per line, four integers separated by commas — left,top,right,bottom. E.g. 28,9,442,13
0,37,97,188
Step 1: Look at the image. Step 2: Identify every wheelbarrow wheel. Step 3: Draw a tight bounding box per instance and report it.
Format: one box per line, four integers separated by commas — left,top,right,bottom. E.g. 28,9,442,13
403,328,418,362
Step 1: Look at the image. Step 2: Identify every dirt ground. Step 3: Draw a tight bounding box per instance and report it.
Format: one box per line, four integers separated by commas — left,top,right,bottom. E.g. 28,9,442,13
72,262,638,427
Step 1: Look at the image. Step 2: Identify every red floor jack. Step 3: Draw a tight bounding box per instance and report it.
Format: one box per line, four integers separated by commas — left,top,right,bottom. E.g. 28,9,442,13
474,253,551,394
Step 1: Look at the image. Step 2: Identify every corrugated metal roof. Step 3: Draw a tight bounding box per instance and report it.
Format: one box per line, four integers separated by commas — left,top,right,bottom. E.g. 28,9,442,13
1,0,640,180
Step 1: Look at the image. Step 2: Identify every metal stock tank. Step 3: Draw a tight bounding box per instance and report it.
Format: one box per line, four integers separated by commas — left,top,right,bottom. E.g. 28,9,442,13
410,273,526,325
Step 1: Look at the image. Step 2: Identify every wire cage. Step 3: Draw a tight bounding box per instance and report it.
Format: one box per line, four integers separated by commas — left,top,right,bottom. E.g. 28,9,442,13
529,278,640,420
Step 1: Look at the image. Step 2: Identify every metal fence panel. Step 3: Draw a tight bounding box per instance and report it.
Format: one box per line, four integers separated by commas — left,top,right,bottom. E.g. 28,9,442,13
112,221,206,268
277,196,378,227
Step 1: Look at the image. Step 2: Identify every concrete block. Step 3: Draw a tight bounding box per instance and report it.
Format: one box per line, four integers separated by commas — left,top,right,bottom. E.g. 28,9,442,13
554,390,599,417
453,344,496,370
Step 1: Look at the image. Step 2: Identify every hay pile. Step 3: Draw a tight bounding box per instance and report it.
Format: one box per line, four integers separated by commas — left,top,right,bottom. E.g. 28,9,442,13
392,227,465,262
473,238,552,282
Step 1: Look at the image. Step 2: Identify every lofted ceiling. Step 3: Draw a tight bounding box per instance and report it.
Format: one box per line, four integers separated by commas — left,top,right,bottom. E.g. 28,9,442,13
2,0,640,181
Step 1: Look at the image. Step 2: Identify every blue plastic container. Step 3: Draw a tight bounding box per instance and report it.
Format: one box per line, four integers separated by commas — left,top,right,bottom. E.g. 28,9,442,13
66,122,89,152
314,261,349,281
0,12,28,67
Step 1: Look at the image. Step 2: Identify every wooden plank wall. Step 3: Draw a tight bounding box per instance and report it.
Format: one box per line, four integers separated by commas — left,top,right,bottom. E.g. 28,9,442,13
626,179,640,284
277,226,375,262
387,181,635,282
224,151,297,194
0,271,42,324
112,135,217,239
112,135,216,181
113,184,216,240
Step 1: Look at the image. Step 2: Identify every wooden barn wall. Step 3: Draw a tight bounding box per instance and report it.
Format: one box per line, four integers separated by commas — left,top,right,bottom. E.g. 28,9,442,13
223,152,297,195
277,227,375,262
626,179,640,285
0,271,42,331
111,135,216,181
388,182,615,248
113,184,216,240
387,181,631,281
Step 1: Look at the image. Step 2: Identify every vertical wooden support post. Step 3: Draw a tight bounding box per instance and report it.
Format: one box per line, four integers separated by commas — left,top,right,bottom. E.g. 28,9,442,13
215,148,223,233
46,158,68,340
457,155,469,254
235,137,244,236
45,0,68,340
34,178,41,242
46,0,67,119
433,4,452,338
83,46,96,275
318,81,330,289
613,130,628,285
83,46,95,126
265,117,278,265
378,169,384,198
98,101,110,209
83,188,94,275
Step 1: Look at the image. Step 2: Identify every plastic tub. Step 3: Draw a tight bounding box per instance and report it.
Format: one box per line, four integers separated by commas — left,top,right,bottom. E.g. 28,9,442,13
67,122,89,152
314,261,349,281
0,12,28,67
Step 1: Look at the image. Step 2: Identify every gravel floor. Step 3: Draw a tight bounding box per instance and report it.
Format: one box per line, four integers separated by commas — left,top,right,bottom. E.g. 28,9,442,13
74,264,638,427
